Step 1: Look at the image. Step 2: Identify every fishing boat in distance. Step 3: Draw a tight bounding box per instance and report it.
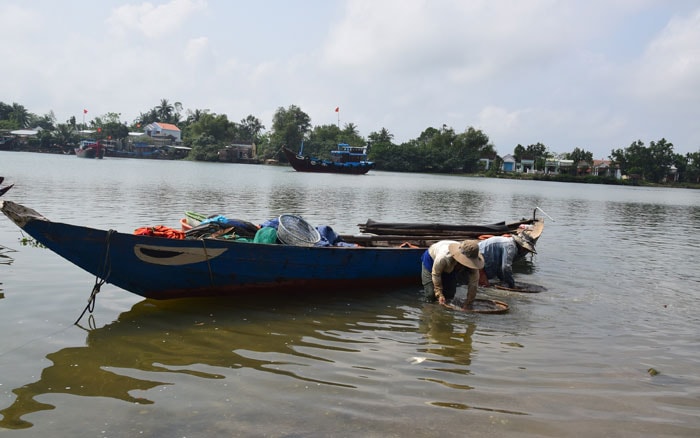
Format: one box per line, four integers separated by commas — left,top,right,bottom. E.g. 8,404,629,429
283,143,375,174
74,140,105,159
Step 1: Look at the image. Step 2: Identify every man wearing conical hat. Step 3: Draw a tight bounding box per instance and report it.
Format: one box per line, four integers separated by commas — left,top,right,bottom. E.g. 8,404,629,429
421,239,485,310
477,231,537,288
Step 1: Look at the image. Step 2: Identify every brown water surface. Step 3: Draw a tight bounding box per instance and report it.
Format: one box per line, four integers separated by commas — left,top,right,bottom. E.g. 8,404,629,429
1,151,698,437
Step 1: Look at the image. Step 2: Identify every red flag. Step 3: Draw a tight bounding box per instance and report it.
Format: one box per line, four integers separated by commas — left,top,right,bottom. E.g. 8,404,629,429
334,107,339,112
83,109,88,114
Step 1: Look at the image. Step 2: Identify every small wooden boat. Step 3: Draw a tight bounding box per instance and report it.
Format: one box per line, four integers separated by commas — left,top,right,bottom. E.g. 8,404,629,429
0,200,425,300
283,143,375,175
357,213,544,241
1,199,545,301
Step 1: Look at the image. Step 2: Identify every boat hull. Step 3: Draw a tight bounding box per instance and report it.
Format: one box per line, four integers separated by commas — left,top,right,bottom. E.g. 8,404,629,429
282,147,375,175
75,142,105,159
1,201,422,300
75,147,97,158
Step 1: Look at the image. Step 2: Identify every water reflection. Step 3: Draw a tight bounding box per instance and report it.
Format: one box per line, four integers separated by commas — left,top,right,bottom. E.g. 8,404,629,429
418,304,475,368
0,290,497,430
0,245,15,298
0,244,15,266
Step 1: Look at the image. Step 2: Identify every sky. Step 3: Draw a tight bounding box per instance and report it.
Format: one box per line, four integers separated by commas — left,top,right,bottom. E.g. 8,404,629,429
2,0,699,159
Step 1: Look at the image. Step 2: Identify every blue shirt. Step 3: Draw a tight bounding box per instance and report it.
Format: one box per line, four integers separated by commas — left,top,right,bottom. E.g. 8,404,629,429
478,236,517,287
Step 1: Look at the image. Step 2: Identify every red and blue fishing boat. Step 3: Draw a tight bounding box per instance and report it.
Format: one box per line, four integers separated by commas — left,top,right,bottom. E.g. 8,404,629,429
283,143,375,174
74,140,105,159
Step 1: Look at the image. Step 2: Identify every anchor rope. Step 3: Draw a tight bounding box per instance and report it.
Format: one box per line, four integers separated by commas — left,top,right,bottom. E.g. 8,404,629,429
201,238,215,283
74,229,114,325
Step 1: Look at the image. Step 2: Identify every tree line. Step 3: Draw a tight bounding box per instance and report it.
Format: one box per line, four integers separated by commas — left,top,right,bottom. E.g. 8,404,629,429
2,100,698,184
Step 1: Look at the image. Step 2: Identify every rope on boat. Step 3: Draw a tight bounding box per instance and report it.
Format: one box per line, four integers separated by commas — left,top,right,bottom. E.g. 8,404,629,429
201,238,215,284
74,229,114,326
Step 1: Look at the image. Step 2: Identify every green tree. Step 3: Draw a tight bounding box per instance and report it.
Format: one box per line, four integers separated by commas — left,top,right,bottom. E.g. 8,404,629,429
513,144,526,162
157,99,174,122
452,126,492,173
684,151,700,183
368,128,393,145
268,105,311,161
52,123,79,151
88,112,129,140
367,128,394,164
526,142,548,170
185,108,209,125
185,112,235,143
187,134,221,161
566,147,594,175
646,138,675,183
31,111,56,130
304,124,343,158
239,115,265,144
609,139,676,183
8,103,31,128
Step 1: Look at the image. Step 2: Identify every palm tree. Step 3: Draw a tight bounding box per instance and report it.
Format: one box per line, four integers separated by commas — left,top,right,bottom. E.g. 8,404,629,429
157,99,174,122
369,128,394,144
53,123,78,151
186,108,209,124
10,103,30,128
343,122,359,137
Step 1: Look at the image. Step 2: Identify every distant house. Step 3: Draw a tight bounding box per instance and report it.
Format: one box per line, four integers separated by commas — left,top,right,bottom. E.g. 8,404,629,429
10,128,41,137
144,122,181,142
592,159,622,179
520,156,535,173
501,154,516,172
665,165,679,183
545,159,559,174
592,160,610,177
558,159,574,174
479,152,498,171
545,159,574,174
218,143,257,162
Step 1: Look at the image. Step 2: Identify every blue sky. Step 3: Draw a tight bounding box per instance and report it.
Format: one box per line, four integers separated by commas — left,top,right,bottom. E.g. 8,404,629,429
2,0,699,159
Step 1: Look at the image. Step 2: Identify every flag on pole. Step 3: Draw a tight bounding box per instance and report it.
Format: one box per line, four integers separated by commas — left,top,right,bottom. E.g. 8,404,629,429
334,107,339,112
83,109,88,114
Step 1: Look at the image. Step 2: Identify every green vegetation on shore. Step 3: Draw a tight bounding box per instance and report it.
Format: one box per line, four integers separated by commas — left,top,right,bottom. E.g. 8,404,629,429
2,99,699,186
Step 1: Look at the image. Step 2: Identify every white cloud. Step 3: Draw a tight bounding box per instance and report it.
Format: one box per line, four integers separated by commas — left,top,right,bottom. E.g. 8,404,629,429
107,0,207,39
629,8,700,102
2,0,699,157
184,36,210,64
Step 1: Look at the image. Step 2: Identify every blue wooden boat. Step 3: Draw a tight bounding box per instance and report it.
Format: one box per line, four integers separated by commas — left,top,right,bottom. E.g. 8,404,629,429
283,143,375,174
0,200,424,300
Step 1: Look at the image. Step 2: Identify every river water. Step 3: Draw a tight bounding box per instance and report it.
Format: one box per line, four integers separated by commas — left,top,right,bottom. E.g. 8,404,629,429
0,151,698,437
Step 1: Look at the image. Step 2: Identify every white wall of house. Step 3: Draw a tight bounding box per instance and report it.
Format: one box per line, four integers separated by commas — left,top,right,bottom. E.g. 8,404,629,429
144,123,181,142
